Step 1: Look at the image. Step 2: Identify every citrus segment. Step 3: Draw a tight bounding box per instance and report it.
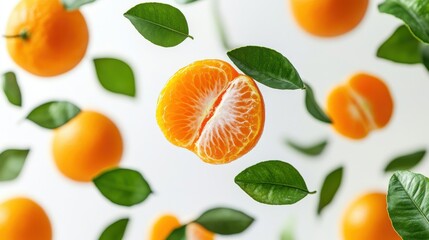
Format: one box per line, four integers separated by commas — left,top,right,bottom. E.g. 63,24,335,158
150,214,181,240
186,223,215,240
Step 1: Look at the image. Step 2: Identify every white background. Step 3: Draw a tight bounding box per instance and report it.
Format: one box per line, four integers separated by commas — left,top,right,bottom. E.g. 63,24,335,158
1,0,429,239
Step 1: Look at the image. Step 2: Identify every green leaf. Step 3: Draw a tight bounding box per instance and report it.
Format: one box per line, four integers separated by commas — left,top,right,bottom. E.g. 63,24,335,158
0,149,30,181
387,171,429,239
175,0,200,3
93,168,152,207
124,3,193,47
2,72,22,107
99,218,129,240
280,218,295,240
421,44,429,71
377,25,422,64
304,83,332,124
384,149,426,172
234,160,315,205
378,0,429,43
317,166,343,215
62,0,95,10
286,139,328,157
93,58,136,97
212,0,232,50
227,46,305,90
195,207,254,235
166,225,187,240
26,101,80,129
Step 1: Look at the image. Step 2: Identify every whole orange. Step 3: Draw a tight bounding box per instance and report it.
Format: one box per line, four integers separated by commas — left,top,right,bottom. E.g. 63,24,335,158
290,0,369,37
0,197,52,240
342,192,401,240
5,0,89,77
52,110,123,182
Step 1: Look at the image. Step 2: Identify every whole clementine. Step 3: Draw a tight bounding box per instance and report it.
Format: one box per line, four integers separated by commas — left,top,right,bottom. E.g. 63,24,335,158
52,110,123,182
5,0,89,77
0,197,52,240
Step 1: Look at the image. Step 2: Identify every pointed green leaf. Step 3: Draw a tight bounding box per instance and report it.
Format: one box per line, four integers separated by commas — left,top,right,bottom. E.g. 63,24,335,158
93,168,152,207
93,58,136,97
379,0,429,43
317,166,343,215
304,83,331,124
377,25,422,64
99,218,129,240
0,149,30,181
175,0,200,3
384,149,426,172
62,0,95,10
286,139,328,157
166,225,187,240
2,72,22,107
227,46,305,90
195,207,254,235
26,101,80,129
235,160,315,205
124,3,193,47
387,171,429,239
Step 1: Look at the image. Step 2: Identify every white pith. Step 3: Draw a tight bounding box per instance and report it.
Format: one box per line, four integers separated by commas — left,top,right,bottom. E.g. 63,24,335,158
346,86,378,131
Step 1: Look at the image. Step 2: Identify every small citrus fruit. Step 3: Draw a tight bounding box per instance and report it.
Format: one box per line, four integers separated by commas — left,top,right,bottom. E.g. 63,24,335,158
5,0,89,77
0,197,52,240
52,110,123,182
156,60,265,164
150,214,214,240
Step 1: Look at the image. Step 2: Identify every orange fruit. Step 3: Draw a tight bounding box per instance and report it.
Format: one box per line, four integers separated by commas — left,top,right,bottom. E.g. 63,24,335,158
150,214,214,240
5,0,89,77
0,197,52,240
156,60,265,164
52,110,123,182
326,73,394,139
342,192,401,240
290,0,369,37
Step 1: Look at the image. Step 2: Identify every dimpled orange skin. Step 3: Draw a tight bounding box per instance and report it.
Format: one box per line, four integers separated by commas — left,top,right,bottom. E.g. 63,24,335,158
290,0,369,37
52,111,123,182
326,73,394,139
6,0,89,77
342,193,401,240
0,197,52,240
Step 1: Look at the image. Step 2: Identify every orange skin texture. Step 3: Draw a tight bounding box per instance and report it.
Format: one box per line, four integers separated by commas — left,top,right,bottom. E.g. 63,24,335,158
0,197,52,240
342,193,401,240
150,214,214,240
156,60,265,164
6,0,89,77
290,0,369,37
52,111,123,182
326,73,394,139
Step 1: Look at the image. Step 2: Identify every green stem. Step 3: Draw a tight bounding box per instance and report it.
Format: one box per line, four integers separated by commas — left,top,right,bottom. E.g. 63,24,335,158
212,0,232,50
3,30,29,40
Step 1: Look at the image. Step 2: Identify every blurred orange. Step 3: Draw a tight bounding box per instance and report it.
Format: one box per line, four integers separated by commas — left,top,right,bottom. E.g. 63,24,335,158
290,0,368,37
150,214,214,240
326,73,394,139
0,197,52,240
342,192,401,240
156,60,265,164
52,111,123,182
186,223,215,240
6,0,89,77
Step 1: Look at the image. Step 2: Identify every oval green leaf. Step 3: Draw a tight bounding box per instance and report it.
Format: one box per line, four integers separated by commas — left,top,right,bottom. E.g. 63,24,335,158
175,0,200,3
0,149,30,181
286,139,328,157
93,168,152,207
234,160,315,205
2,72,22,107
379,0,429,43
166,225,187,240
195,207,254,235
93,58,136,97
227,46,305,90
387,171,429,239
304,83,331,124
377,25,422,64
384,149,426,172
421,44,429,71
124,3,193,47
317,166,343,215
62,0,95,10
280,218,295,240
26,101,80,129
99,218,129,240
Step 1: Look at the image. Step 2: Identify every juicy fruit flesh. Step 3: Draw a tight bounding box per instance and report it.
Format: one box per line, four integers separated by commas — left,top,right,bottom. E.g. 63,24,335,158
327,73,393,139
157,60,265,164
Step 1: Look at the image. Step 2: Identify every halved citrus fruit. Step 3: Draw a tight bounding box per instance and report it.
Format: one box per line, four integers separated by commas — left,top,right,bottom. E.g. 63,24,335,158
150,214,181,240
156,60,265,164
